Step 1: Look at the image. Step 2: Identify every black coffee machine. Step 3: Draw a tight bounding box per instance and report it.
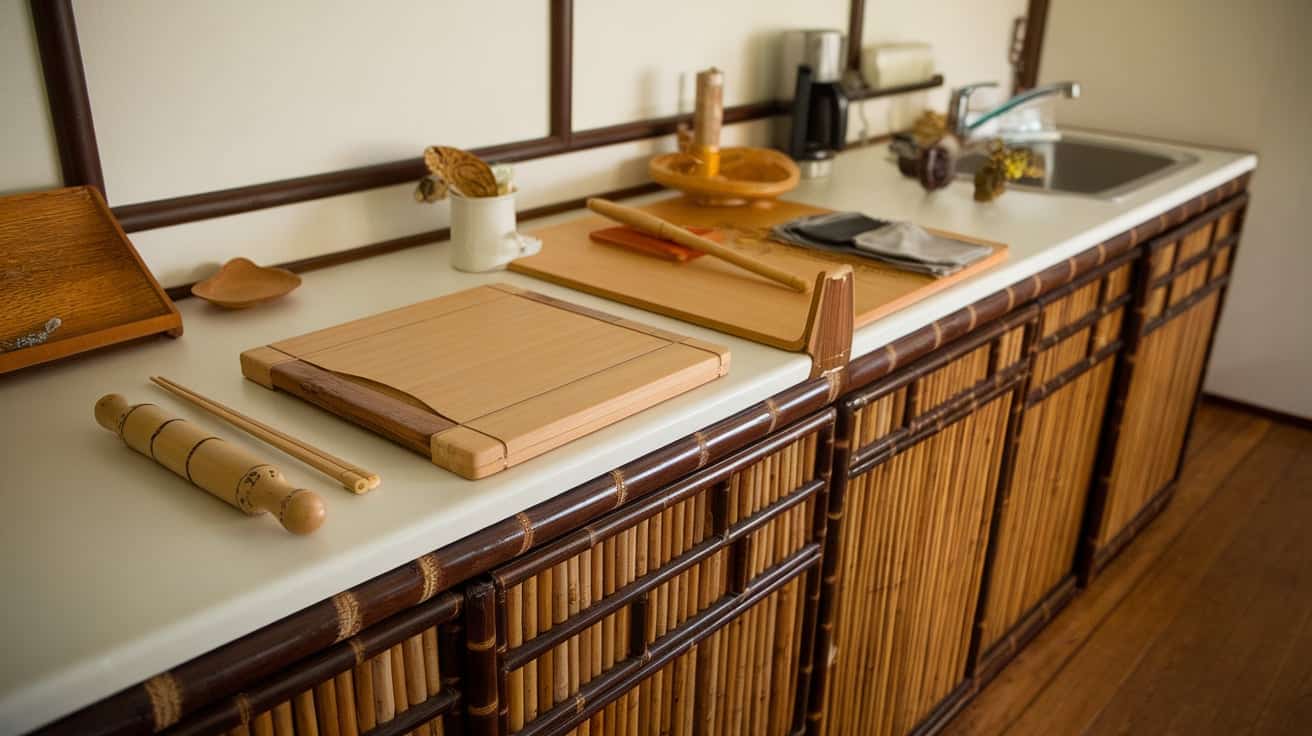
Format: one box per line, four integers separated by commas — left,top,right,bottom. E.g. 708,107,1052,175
781,30,848,178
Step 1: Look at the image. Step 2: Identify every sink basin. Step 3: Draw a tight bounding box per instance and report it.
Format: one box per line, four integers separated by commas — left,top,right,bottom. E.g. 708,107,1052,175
955,134,1197,200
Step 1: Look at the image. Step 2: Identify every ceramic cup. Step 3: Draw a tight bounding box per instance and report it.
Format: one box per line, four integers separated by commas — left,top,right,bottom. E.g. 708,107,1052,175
449,191,541,272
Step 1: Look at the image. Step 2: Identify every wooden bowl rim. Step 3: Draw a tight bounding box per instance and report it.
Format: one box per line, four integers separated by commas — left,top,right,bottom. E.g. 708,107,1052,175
649,147,800,200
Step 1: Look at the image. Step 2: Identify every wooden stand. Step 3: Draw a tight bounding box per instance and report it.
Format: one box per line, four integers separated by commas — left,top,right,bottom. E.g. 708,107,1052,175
0,187,181,374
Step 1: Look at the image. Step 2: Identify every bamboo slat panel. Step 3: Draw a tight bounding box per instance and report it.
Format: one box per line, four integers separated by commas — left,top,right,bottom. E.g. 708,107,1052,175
488,415,831,736
977,258,1132,662
1096,291,1222,546
224,623,452,736
822,393,1014,736
980,359,1115,652
1086,194,1247,574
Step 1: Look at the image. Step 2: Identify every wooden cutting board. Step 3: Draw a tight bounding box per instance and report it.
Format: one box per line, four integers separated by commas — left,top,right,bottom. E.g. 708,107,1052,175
510,196,1008,351
241,284,729,479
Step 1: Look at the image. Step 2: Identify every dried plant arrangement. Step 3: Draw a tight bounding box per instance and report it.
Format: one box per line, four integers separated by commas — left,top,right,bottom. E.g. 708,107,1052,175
415,145,513,202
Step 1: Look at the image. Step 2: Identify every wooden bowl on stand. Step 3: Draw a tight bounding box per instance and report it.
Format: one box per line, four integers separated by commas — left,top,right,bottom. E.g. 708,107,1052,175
649,146,801,207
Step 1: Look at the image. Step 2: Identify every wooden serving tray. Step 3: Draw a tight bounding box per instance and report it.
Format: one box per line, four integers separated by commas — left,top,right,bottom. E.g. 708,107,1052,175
510,196,1007,351
241,284,729,479
0,186,181,374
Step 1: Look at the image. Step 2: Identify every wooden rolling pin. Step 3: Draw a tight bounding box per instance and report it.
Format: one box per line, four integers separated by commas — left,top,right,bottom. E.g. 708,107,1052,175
95,394,326,534
587,198,811,293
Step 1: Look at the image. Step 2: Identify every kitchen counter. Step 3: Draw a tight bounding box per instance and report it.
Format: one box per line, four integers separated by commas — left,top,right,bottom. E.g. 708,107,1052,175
0,131,1255,734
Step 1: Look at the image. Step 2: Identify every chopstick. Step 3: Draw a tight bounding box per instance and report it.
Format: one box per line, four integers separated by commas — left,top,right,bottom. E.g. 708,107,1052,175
150,376,381,494
586,198,810,293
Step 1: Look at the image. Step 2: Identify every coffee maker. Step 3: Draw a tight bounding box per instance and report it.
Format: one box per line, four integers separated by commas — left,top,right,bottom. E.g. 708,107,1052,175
778,29,849,178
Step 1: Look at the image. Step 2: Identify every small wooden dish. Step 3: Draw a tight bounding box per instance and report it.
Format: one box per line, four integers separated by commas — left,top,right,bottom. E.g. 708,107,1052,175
649,147,801,206
192,258,302,309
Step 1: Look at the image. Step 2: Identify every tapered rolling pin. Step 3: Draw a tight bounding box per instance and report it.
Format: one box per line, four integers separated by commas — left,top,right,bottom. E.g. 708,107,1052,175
95,394,326,535
586,197,811,293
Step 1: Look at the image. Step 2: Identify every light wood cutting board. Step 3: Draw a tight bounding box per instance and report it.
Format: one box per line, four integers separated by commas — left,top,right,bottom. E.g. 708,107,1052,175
510,196,1008,351
241,284,729,479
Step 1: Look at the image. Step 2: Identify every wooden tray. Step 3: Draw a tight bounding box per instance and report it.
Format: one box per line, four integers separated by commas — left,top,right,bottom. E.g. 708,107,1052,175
0,186,181,374
510,196,1007,351
241,284,730,479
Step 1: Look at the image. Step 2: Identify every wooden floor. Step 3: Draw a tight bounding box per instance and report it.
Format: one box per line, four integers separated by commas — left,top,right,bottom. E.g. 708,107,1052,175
945,401,1312,735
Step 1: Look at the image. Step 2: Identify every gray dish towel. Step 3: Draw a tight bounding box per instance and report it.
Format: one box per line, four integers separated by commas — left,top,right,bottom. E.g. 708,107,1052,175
771,213,993,277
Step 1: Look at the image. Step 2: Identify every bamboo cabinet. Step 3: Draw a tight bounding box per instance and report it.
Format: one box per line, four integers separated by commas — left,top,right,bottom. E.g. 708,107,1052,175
970,254,1134,682
809,310,1035,736
1080,193,1248,581
468,410,835,736
28,176,1252,736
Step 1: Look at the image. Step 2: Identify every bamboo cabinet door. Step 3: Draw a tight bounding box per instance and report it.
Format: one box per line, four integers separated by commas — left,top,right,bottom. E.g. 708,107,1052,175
971,255,1134,683
809,310,1035,736
1081,193,1248,581
468,410,836,736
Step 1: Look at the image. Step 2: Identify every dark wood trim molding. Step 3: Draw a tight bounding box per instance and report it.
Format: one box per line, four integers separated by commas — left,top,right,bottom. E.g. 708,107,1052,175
29,0,104,194
845,74,944,101
1200,394,1312,430
550,0,573,143
1016,0,1051,92
846,0,865,73
569,99,783,152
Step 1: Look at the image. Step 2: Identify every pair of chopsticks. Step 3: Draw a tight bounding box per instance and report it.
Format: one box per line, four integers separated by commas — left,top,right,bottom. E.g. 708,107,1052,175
151,376,380,494
586,198,811,293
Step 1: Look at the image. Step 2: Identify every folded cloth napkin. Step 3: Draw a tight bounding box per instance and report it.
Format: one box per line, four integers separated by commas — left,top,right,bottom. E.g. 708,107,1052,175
770,213,992,277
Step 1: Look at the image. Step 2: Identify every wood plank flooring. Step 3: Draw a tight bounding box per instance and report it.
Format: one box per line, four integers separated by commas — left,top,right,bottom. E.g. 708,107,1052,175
945,400,1312,735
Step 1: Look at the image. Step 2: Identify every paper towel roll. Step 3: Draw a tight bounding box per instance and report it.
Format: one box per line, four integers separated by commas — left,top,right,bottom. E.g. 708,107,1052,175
861,43,935,90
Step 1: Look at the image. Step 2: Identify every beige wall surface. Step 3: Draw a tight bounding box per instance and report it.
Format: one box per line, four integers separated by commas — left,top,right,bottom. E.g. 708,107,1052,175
1042,0,1311,418
75,0,552,206
0,0,61,195
572,0,848,130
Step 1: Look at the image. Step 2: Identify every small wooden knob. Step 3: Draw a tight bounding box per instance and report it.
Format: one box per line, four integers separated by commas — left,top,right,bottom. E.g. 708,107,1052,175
95,393,132,433
278,489,328,535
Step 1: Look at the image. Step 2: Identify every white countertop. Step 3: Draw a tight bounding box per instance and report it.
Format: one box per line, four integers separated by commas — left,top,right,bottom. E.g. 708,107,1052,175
0,131,1255,734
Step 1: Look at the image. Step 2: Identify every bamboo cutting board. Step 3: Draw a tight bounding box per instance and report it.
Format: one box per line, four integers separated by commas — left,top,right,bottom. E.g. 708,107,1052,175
241,284,729,479
510,196,1008,351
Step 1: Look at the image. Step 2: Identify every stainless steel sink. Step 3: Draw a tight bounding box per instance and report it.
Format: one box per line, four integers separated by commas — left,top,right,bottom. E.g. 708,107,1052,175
955,134,1198,200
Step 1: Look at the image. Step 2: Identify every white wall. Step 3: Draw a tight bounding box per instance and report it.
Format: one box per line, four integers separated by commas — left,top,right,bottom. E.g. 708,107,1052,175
1042,0,1312,419
0,0,61,195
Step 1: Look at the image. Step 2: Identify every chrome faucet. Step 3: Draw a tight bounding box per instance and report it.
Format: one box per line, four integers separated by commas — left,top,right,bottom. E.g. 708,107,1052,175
947,81,1081,139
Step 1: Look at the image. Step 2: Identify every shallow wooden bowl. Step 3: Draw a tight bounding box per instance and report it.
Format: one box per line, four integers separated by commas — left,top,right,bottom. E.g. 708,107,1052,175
649,146,801,206
191,257,302,309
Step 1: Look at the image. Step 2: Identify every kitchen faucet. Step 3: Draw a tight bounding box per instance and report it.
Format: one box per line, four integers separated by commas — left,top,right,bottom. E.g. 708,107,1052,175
947,81,1081,139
